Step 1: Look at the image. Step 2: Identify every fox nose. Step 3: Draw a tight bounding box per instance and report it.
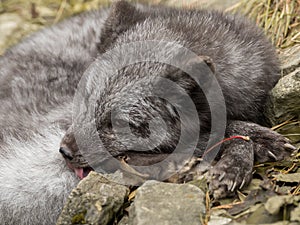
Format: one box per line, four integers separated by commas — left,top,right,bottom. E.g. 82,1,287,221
59,147,73,160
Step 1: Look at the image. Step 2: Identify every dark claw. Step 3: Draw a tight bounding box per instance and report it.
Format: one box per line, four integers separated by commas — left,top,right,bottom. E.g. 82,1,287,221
239,178,246,189
268,150,278,160
284,143,297,151
218,172,226,181
231,181,237,192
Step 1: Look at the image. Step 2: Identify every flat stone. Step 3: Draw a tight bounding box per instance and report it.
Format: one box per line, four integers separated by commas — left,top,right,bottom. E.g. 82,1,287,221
128,180,205,225
280,44,300,76
265,68,300,125
56,172,129,225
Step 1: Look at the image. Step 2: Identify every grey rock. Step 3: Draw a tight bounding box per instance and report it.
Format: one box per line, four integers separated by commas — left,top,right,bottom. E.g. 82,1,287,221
265,67,300,125
56,172,129,225
128,180,205,225
280,44,300,76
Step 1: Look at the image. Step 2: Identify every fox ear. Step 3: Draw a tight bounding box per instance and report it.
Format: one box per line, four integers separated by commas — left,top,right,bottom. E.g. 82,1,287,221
186,55,216,91
187,55,215,74
200,55,215,74
98,0,146,53
164,55,216,95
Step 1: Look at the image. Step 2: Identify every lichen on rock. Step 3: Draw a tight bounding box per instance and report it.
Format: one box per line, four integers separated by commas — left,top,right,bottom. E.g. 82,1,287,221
56,172,129,225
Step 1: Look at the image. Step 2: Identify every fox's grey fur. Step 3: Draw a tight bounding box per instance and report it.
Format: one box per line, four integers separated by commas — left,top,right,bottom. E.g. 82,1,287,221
61,1,294,198
0,8,110,225
0,1,295,224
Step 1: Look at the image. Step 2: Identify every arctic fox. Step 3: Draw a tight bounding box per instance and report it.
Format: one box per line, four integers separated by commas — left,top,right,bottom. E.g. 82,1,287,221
0,1,295,225
60,1,294,199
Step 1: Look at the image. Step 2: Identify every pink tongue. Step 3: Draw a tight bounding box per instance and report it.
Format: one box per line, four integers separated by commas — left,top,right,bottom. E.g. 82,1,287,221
74,168,84,180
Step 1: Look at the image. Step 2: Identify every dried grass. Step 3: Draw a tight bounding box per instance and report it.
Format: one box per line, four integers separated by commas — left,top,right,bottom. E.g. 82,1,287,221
231,0,300,49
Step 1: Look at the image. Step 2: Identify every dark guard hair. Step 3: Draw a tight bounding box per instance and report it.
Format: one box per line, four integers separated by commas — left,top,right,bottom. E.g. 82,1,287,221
61,1,294,199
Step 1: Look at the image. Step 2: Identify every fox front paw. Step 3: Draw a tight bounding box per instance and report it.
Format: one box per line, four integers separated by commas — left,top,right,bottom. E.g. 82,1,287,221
250,125,296,162
208,139,254,199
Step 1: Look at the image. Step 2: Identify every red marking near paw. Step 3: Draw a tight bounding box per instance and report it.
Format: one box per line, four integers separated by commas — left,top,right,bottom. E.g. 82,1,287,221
202,135,250,158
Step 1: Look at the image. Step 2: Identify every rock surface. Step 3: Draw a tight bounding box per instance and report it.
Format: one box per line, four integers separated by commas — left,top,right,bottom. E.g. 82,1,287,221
280,45,300,76
266,67,300,125
127,180,206,225
265,44,300,133
56,172,129,225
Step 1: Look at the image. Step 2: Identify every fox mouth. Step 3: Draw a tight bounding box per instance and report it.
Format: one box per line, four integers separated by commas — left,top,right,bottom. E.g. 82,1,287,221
73,166,94,179
66,161,94,180
59,146,94,179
